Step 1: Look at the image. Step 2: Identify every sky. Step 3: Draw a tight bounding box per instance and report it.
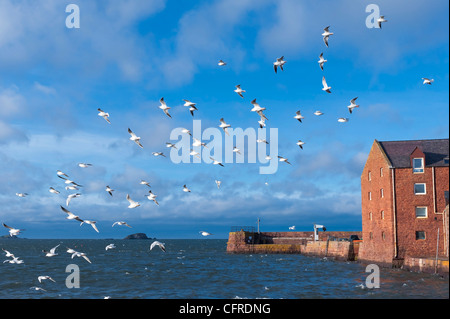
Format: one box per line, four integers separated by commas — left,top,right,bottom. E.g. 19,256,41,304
0,0,448,239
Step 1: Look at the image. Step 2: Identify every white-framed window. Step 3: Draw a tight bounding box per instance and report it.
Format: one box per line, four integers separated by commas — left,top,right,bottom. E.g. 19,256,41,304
369,192,372,200
415,231,426,240
413,158,424,173
415,206,428,218
414,183,426,195
369,212,372,221
368,171,371,181
380,167,383,177
381,210,385,220
380,188,384,198
382,232,385,240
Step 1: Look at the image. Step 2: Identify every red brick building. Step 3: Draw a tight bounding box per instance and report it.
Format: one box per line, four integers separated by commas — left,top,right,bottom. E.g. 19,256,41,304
359,139,449,267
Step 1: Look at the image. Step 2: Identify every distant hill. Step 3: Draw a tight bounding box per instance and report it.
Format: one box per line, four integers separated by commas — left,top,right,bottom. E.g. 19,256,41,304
123,233,151,240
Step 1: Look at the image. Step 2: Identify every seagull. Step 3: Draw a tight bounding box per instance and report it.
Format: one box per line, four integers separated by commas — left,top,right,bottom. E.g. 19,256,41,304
215,180,221,189
2,223,23,237
278,156,292,165
4,256,23,264
189,149,201,159
233,147,241,155
66,193,81,207
322,26,333,47
250,99,266,114
57,176,83,187
183,185,191,193
56,170,69,178
97,108,111,124
65,185,79,191
314,110,324,116
296,140,305,149
181,128,192,136
15,193,28,197
152,152,166,157
234,85,245,98
127,128,143,148
105,185,114,196
60,206,84,222
80,220,99,233
192,138,208,148
294,111,304,123
158,97,172,118
112,221,132,228
78,163,92,168
150,241,166,252
218,60,227,66
183,100,198,116
273,56,286,73
210,157,224,167
257,139,269,145
322,76,331,93
422,78,434,85
166,142,177,150
289,226,296,230
145,190,159,206
347,97,360,114
43,244,60,257
199,231,213,237
258,117,266,128
30,287,47,292
105,244,116,251
219,118,231,136
377,15,387,29
49,187,60,194
140,180,151,187
318,53,327,71
71,251,92,264
2,249,15,258
126,194,140,209
38,276,56,283
338,118,349,123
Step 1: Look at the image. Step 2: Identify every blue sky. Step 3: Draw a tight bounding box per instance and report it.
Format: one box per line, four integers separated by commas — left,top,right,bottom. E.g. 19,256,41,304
0,0,448,239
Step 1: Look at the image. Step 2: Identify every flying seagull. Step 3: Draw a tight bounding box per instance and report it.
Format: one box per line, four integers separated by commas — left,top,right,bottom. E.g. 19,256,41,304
250,99,268,120
273,56,286,73
78,163,92,168
233,147,241,155
289,226,296,230
2,223,24,237
15,193,28,197
126,194,140,209
199,231,213,237
192,138,208,148
105,185,114,196
210,157,224,167
166,142,177,150
322,26,333,47
105,244,116,251
71,250,92,264
49,187,60,194
112,221,132,228
80,220,99,233
347,97,360,114
322,76,331,93
234,85,245,98
296,140,305,149
140,180,151,187
43,244,60,257
181,128,192,136
183,185,191,193
158,97,172,118
219,118,231,136
97,108,111,124
314,110,324,116
318,53,327,71
152,152,166,157
150,241,166,252
218,60,227,66
127,128,143,149
422,78,434,85
278,156,291,165
2,249,15,258
294,111,304,123
215,180,221,189
338,118,349,123
183,100,198,116
189,149,201,159
38,276,56,283
145,190,159,206
60,206,83,222
56,170,69,178
66,193,81,207
377,15,387,29
57,176,83,187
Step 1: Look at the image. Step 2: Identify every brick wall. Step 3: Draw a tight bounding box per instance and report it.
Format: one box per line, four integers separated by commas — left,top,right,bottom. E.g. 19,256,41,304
359,140,396,264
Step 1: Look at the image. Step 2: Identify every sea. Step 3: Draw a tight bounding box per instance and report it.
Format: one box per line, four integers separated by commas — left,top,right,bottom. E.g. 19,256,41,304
0,239,448,301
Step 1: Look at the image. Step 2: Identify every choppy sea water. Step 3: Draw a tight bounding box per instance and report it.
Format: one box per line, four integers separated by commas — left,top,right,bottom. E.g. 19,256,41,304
0,239,448,299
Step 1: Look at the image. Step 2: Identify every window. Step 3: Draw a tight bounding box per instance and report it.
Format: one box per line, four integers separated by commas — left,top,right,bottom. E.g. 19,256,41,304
369,192,372,200
368,171,371,181
380,188,384,198
381,210,385,220
382,232,385,240
414,183,426,195
415,206,428,218
380,167,383,177
415,231,426,240
369,212,372,221
413,158,424,173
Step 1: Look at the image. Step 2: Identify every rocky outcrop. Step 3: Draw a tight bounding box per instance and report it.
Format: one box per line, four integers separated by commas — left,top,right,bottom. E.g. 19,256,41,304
123,233,150,240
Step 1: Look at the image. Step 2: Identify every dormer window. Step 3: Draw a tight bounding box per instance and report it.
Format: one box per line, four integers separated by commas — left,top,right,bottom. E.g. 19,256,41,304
412,158,424,173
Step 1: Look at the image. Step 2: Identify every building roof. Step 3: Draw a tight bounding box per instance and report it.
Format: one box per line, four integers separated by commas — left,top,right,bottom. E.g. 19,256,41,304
378,138,449,168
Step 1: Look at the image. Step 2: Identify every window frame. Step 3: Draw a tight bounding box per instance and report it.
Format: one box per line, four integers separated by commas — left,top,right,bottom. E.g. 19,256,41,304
414,183,426,195
412,158,424,173
415,231,426,240
415,206,428,218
